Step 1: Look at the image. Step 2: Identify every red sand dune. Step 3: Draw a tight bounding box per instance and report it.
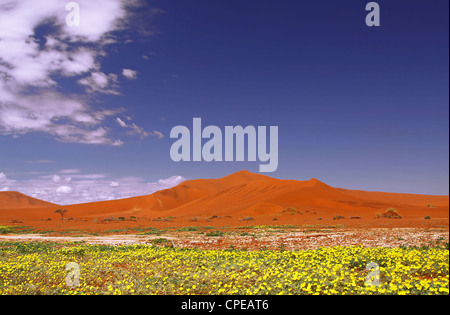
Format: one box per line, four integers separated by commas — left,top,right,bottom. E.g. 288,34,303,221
0,191,58,210
0,170,448,230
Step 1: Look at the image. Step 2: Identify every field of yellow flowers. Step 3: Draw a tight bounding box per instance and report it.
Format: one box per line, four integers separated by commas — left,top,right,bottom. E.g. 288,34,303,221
0,241,448,295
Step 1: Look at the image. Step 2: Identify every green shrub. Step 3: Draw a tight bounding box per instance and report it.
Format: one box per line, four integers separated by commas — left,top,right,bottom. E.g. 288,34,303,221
0,227,12,234
205,231,224,237
176,226,199,232
151,238,170,245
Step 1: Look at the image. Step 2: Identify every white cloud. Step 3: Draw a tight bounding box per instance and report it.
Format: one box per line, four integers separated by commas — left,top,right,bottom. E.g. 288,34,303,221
128,123,151,138
156,176,185,187
122,68,138,80
116,117,128,128
78,72,121,95
0,171,185,205
51,174,72,184
150,130,164,140
116,117,164,140
56,186,73,194
0,0,152,146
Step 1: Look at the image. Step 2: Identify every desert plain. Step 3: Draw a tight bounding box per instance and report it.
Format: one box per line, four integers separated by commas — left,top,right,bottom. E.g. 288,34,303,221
0,170,448,249
0,171,448,296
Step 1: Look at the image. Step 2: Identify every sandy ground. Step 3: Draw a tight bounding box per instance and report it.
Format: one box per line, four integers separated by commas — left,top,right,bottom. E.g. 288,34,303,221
1,226,448,250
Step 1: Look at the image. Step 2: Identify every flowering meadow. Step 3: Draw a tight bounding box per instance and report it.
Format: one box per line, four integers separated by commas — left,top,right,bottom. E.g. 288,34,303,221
0,241,448,295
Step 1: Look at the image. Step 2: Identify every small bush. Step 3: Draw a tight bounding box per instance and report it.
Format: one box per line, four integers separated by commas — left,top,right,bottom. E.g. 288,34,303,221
205,231,224,237
0,227,12,234
333,215,345,220
0,226,31,234
281,207,302,215
151,238,170,245
381,208,402,219
176,226,199,232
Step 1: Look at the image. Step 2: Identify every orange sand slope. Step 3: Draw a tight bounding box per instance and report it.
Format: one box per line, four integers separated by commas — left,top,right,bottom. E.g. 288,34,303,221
0,170,448,224
0,191,58,210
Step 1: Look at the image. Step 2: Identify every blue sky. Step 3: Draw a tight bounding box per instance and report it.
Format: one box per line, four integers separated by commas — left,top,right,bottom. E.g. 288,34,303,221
0,0,448,204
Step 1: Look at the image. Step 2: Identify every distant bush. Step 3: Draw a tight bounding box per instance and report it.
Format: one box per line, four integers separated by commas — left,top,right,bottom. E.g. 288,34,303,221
0,226,12,234
101,217,126,222
333,215,345,220
377,208,402,219
280,207,303,215
151,238,170,245
205,231,224,237
424,216,431,220
54,209,67,220
0,226,31,234
176,226,199,232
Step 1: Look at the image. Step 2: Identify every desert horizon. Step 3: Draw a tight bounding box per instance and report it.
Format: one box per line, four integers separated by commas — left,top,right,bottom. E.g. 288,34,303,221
2,169,449,208
1,170,448,233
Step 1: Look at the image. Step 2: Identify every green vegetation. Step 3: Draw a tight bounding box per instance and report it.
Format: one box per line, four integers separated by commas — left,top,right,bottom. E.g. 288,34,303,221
280,207,303,215
0,226,35,235
151,238,170,245
205,231,225,237
176,226,200,232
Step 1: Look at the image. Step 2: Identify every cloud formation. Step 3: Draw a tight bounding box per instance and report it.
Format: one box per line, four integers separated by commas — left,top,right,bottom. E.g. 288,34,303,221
77,72,120,95
0,171,185,205
116,117,164,139
0,0,160,145
122,68,138,80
